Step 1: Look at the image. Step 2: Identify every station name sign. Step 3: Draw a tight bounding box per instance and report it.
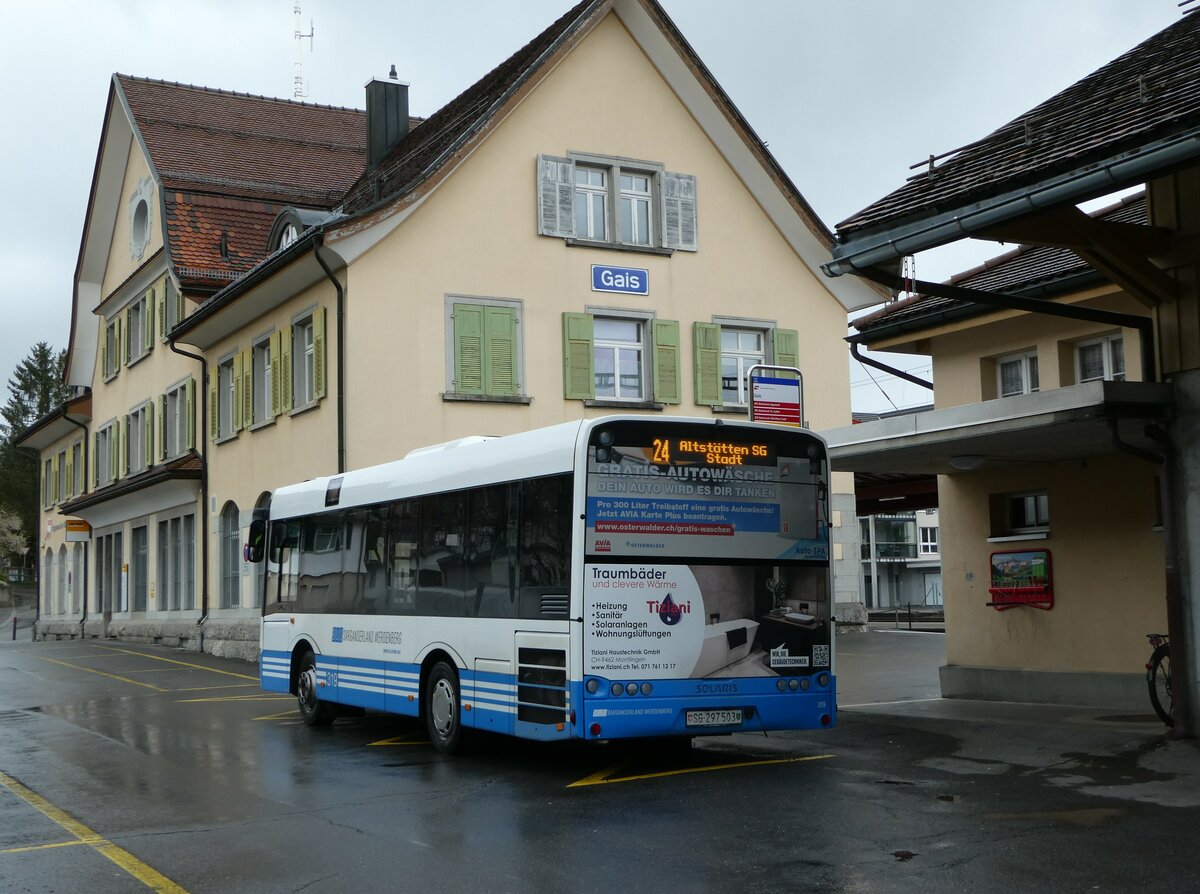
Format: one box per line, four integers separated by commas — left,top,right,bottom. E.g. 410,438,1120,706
591,264,648,296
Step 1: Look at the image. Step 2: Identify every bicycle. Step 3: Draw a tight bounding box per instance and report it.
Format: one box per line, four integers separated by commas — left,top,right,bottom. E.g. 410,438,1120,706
1145,633,1172,727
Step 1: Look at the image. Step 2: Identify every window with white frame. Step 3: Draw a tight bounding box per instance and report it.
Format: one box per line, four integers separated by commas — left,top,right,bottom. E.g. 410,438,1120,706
216,355,237,439
594,317,646,400
997,351,1039,398
158,512,196,612
162,379,194,460
162,278,184,338
56,449,67,501
537,153,697,252
252,335,273,425
42,458,54,507
720,327,765,405
71,441,82,497
127,402,151,475
103,316,121,380
95,421,117,487
125,290,153,365
293,312,317,408
919,526,939,555
130,525,148,612
1076,335,1125,383
990,490,1050,537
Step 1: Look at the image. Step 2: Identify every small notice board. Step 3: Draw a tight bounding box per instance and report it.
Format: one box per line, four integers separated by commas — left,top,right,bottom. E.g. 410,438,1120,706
748,365,803,427
987,549,1053,611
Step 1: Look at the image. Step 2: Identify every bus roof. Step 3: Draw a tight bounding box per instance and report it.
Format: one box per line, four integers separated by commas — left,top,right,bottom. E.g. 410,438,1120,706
268,415,823,520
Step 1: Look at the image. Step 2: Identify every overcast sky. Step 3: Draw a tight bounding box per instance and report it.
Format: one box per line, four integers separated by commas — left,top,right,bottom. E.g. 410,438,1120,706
0,1,1179,416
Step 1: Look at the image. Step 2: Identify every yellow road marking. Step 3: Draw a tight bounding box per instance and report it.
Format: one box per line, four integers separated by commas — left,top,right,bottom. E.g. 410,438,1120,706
35,657,167,692
368,734,430,747
175,695,292,704
567,753,834,788
253,710,299,721
0,769,189,893
95,647,257,681
2,838,88,854
172,683,258,692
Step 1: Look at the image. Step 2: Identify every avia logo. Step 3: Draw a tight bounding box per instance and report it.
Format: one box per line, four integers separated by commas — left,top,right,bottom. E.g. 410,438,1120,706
331,627,343,643
595,539,612,553
647,594,690,626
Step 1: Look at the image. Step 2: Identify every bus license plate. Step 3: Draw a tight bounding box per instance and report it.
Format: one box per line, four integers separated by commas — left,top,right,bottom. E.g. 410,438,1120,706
686,709,743,728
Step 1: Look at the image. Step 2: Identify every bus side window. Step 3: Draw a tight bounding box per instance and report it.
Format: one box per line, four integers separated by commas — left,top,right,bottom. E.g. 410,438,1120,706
467,484,516,618
389,498,420,613
417,492,467,616
518,474,572,616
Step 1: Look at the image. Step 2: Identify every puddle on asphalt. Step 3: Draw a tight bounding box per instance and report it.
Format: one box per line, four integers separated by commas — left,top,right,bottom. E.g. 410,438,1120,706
985,807,1124,828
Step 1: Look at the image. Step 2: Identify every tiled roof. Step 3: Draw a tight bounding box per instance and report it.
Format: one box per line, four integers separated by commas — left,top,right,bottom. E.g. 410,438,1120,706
853,192,1146,334
341,0,601,214
165,193,282,288
836,13,1200,236
117,76,369,206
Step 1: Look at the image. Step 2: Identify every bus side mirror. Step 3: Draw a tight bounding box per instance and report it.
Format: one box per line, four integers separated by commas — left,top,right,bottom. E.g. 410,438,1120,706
245,518,267,563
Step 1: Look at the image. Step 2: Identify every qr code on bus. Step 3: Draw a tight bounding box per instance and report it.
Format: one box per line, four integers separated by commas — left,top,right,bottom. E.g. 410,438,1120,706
812,645,830,667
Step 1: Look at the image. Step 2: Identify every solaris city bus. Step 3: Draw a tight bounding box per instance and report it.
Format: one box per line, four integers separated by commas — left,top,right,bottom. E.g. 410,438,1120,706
248,415,835,753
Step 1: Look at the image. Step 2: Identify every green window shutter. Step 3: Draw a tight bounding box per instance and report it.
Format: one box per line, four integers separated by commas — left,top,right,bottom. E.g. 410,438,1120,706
93,433,99,487
145,403,154,468
144,291,155,351
100,326,107,378
174,283,185,329
64,451,73,498
209,372,219,442
313,306,327,400
157,286,167,340
693,322,721,406
185,378,196,450
269,331,282,416
536,154,576,238
116,420,125,480
232,354,244,432
158,395,167,460
280,327,293,411
124,307,132,364
115,316,123,370
561,312,595,400
453,303,484,395
652,319,681,404
485,305,518,396
773,328,799,380
50,456,58,503
242,349,253,425
661,171,698,251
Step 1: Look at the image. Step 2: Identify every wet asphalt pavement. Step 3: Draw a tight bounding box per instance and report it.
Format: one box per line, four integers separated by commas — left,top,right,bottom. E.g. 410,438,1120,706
0,629,1196,893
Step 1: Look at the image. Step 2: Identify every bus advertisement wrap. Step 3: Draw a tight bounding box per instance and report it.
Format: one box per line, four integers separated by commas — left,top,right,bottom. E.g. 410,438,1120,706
584,562,831,679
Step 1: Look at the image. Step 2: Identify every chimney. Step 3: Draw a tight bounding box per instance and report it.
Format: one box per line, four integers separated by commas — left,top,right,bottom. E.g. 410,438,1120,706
365,65,409,169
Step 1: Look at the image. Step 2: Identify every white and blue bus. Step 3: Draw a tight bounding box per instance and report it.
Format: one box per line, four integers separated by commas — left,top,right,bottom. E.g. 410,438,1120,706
250,416,835,753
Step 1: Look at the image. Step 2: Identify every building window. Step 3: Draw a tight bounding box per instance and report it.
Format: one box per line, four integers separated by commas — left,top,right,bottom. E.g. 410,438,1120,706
1076,335,1125,383
161,277,184,338
162,379,195,460
537,153,697,252
595,318,645,400
127,403,152,475
71,441,82,497
158,512,196,612
103,316,121,380
919,527,939,555
56,450,67,502
130,525,148,612
252,335,274,425
96,530,123,613
129,176,153,260
990,490,1050,538
290,308,325,410
220,502,241,610
214,355,239,440
42,458,54,508
563,312,679,404
125,290,154,365
446,297,523,400
95,421,118,487
693,321,798,408
998,351,1039,398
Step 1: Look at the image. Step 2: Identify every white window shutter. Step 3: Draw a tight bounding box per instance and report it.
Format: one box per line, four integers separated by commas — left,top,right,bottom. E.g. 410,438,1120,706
536,154,576,238
662,171,698,251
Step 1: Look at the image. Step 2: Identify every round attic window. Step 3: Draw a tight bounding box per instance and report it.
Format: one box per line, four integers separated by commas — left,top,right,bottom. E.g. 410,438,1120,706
129,177,153,260
278,223,299,249
132,200,149,248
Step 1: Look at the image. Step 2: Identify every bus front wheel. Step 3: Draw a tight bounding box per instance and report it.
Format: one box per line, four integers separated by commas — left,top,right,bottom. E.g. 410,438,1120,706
425,661,464,754
297,651,336,727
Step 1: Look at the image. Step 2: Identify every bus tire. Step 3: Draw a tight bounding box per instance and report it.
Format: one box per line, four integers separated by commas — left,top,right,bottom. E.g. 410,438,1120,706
425,661,464,754
297,651,336,728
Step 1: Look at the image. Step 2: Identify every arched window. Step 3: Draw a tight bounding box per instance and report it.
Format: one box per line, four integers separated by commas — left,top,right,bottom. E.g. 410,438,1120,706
220,502,241,609
43,549,53,616
71,543,83,615
57,545,67,616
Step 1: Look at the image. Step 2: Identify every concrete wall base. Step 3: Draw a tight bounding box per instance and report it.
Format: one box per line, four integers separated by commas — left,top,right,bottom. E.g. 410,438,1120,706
940,665,1150,711
835,601,869,634
35,617,260,663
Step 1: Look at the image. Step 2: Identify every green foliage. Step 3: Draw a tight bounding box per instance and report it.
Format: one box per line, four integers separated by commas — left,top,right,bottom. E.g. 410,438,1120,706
0,342,68,558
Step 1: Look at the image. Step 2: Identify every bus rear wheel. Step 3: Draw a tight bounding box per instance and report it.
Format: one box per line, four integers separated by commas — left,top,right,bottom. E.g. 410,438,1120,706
425,661,464,754
297,651,336,727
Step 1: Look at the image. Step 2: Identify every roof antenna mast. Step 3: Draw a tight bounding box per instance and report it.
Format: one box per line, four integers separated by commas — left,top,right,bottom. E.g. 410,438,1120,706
293,2,314,99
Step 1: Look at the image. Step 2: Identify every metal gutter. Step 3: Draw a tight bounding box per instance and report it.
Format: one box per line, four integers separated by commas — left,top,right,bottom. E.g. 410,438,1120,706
167,340,210,645
824,127,1200,277
849,342,933,391
312,238,346,474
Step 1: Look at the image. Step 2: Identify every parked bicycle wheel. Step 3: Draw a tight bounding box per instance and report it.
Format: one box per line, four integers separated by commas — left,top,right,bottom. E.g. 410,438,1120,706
1146,643,1173,727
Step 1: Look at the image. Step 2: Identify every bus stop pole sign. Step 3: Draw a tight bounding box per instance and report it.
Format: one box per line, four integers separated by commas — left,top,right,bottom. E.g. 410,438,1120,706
747,364,803,427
